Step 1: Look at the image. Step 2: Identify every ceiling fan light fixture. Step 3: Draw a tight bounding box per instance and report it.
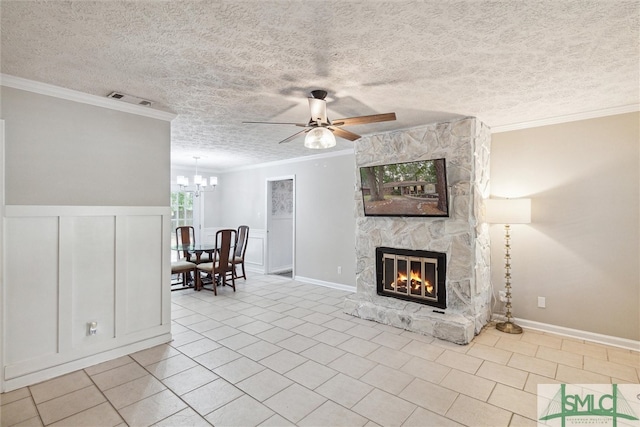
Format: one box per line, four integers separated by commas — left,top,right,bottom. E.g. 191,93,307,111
304,127,336,149
243,90,395,146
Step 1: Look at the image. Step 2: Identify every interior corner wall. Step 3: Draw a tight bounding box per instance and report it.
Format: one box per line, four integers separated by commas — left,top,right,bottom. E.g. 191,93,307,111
215,153,357,288
491,112,640,341
1,86,172,391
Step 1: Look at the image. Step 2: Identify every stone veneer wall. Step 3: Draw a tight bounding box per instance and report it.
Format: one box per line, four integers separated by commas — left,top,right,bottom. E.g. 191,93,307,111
344,117,491,344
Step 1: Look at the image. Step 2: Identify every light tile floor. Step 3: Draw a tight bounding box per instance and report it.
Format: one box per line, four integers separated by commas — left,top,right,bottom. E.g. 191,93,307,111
1,274,639,427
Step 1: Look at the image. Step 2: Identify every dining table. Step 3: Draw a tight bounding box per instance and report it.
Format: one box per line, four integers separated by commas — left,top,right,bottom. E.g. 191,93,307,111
172,243,217,264
171,243,219,290
172,240,237,291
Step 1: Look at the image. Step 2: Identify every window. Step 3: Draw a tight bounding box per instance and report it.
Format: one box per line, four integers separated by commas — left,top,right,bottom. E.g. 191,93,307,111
170,191,194,258
171,191,194,228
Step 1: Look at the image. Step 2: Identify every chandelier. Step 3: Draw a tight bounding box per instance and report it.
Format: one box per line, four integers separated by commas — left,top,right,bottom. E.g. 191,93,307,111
176,156,217,197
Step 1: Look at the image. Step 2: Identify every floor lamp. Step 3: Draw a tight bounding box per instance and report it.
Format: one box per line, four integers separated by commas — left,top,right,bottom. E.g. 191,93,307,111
485,198,531,334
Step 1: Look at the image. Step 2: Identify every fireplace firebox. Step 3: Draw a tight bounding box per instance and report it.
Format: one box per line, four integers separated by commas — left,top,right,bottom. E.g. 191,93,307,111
376,247,447,309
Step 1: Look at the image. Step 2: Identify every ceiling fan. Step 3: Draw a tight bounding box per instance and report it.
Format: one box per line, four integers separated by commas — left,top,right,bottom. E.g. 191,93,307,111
243,90,396,149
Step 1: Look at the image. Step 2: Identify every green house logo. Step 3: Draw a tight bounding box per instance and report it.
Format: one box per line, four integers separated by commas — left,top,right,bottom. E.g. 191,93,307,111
539,384,639,427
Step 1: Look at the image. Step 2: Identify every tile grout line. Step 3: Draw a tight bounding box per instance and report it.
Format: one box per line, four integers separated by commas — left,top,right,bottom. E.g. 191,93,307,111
34,381,113,427
169,288,383,425
28,391,46,427
8,277,637,427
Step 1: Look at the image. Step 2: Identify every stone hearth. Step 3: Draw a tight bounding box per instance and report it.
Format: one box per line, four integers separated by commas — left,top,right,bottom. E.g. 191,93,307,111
344,117,491,344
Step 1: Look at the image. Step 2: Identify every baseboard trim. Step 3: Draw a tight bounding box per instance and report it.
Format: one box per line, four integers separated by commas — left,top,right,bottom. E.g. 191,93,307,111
246,265,265,274
492,315,639,351
1,333,172,393
294,275,356,293
270,266,293,275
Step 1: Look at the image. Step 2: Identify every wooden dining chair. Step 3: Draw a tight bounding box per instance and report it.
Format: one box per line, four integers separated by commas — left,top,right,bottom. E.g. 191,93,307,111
196,228,237,295
231,225,249,280
176,225,212,263
171,259,197,291
174,226,196,287
175,226,195,260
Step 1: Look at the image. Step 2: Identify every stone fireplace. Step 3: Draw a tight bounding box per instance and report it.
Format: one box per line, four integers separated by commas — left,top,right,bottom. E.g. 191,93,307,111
344,117,491,344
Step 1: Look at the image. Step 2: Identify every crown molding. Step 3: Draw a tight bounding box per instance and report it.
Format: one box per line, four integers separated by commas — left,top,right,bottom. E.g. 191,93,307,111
0,74,177,121
491,104,640,133
222,148,355,173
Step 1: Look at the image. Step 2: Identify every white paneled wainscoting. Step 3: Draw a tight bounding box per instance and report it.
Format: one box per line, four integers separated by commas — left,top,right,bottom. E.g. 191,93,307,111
1,206,172,392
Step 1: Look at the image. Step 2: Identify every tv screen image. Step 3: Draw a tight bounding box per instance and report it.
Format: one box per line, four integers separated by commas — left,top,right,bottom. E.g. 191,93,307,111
360,158,449,217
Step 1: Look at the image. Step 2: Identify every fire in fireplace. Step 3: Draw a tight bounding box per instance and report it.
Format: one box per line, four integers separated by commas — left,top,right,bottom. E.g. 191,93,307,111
376,247,447,309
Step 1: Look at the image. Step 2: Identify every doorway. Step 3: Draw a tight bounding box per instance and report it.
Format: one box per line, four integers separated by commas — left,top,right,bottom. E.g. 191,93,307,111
266,176,295,276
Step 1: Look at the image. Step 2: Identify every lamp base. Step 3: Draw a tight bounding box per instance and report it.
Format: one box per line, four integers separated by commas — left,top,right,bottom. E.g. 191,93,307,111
496,321,523,334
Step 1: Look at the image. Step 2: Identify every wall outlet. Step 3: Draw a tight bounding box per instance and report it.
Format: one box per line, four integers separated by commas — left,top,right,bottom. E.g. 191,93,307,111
88,321,98,336
337,266,342,275
537,297,546,308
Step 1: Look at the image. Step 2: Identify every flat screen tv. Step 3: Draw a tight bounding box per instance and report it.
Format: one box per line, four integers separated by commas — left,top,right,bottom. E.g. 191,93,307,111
360,158,449,217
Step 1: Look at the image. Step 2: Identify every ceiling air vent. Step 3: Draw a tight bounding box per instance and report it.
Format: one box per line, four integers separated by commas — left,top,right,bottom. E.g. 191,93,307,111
107,91,153,107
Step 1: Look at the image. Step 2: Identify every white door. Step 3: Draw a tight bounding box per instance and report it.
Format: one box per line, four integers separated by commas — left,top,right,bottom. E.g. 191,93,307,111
266,176,295,275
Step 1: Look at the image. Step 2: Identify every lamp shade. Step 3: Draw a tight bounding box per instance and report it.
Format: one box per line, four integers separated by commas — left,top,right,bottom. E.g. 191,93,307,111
485,198,531,224
304,127,336,149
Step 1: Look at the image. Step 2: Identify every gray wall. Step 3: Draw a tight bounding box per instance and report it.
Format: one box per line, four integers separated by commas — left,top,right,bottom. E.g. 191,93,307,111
215,112,639,341
2,86,170,206
1,85,173,391
491,112,639,341
218,153,357,287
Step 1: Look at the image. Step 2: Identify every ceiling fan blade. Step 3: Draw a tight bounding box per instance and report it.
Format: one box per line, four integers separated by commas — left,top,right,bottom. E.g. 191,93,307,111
328,126,361,141
278,129,311,144
243,121,308,127
308,97,328,124
331,112,397,127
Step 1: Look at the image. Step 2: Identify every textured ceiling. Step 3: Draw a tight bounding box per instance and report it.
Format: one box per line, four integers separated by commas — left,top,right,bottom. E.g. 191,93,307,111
1,1,638,170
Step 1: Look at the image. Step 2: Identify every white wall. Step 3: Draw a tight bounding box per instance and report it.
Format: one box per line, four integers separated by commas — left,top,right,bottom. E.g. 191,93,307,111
1,83,173,391
216,152,357,287
491,112,639,341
